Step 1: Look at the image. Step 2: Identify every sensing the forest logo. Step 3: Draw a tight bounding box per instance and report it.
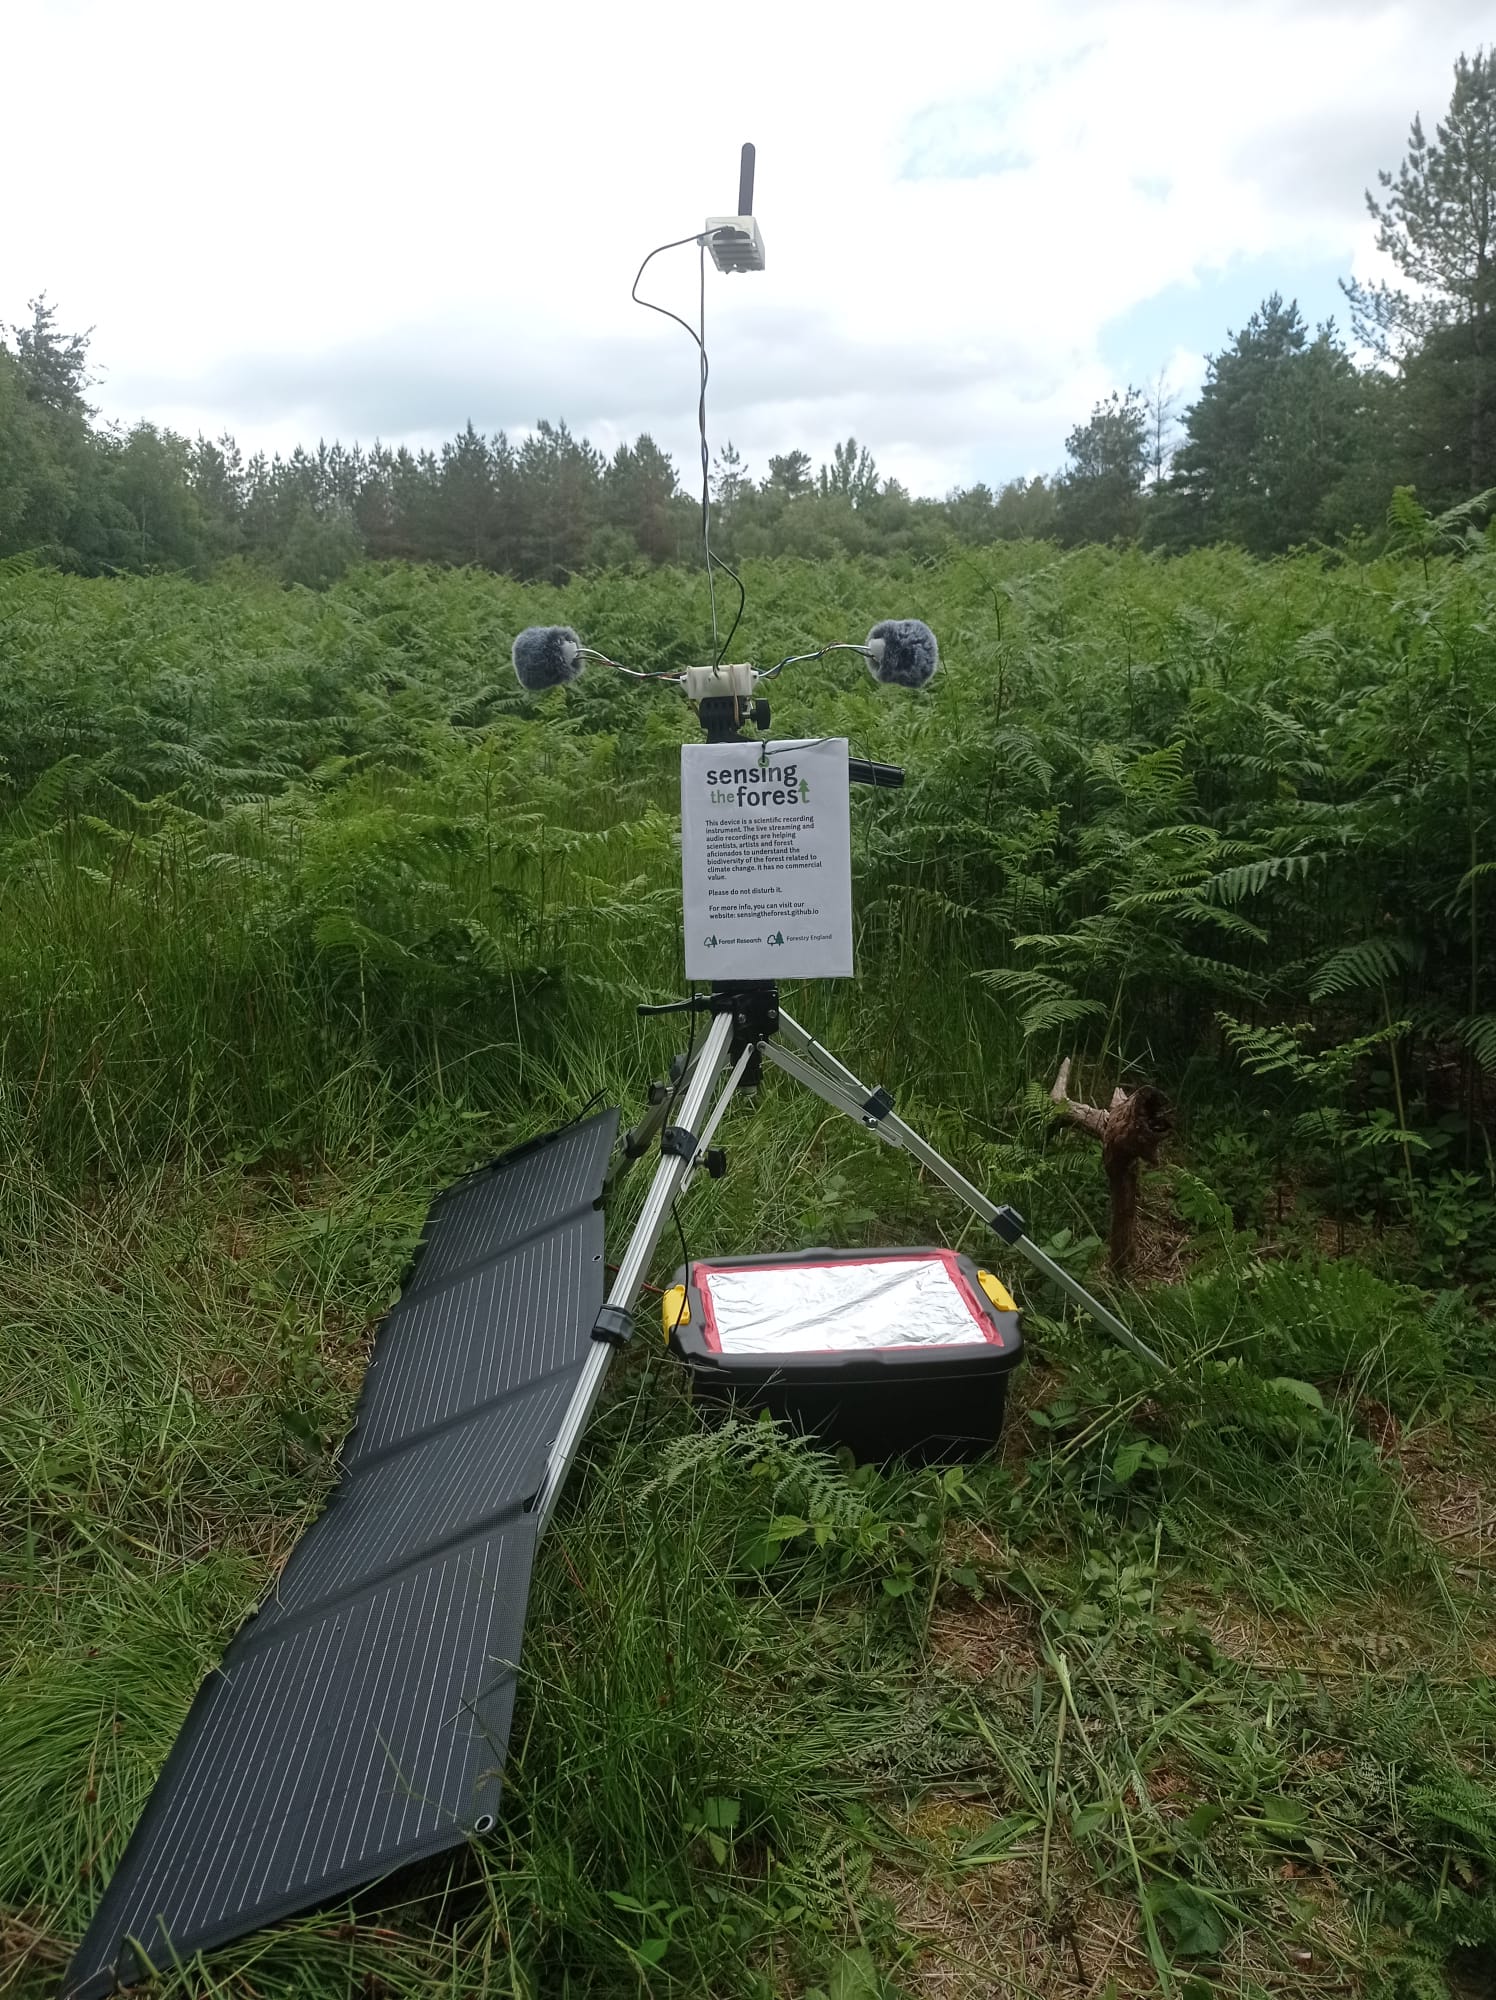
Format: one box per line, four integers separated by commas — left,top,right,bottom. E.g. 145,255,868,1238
705,760,810,809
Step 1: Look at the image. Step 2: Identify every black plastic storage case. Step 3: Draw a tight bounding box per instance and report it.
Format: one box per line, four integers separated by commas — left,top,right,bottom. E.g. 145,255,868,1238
665,1246,1023,1463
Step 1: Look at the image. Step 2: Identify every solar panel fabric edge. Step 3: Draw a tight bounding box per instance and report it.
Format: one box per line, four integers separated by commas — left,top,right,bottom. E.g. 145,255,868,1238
64,1108,620,2000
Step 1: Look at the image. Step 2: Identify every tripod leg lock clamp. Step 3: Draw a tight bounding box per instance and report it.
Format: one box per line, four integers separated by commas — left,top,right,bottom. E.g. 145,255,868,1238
861,1086,895,1122
661,1125,698,1161
990,1205,1026,1245
592,1304,635,1347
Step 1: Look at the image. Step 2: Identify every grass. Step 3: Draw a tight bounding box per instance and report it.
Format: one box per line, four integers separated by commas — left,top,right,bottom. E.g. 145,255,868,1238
4,544,1496,1998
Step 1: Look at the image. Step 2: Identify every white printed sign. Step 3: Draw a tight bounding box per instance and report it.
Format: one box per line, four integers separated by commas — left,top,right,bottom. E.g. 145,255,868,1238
682,738,853,980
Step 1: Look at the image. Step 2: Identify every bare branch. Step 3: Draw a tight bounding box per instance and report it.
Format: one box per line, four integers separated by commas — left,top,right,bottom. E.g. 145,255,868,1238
1048,1059,1174,1274
1050,1058,1110,1138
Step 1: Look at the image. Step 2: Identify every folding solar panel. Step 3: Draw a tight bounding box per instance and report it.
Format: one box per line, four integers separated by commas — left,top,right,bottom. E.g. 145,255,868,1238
65,1109,619,2000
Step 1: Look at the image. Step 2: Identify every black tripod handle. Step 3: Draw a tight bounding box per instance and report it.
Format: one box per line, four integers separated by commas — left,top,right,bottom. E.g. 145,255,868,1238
849,759,904,788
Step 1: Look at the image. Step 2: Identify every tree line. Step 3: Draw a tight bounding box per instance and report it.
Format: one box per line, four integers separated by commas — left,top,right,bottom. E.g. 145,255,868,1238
2,50,1491,585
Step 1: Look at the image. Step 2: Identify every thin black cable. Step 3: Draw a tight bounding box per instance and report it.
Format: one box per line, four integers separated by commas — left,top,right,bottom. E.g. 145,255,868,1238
660,984,700,1132
695,244,748,664
696,243,748,665
630,232,711,345
659,989,700,1342
668,1197,692,1338
565,1086,607,1129
697,240,717,648
712,552,747,667
631,228,747,669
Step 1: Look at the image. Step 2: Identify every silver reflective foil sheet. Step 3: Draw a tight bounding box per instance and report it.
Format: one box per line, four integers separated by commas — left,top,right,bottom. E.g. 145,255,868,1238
699,1256,992,1354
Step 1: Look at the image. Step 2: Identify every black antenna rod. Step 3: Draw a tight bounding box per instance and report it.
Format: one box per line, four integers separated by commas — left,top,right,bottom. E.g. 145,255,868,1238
738,142,755,215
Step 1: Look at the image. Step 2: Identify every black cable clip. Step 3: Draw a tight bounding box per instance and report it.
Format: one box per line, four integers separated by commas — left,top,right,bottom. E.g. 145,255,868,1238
990,1205,1026,1245
592,1304,635,1347
862,1086,895,1123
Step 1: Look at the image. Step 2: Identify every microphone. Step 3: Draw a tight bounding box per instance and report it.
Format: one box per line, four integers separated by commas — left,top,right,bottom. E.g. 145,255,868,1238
865,619,939,689
513,626,584,690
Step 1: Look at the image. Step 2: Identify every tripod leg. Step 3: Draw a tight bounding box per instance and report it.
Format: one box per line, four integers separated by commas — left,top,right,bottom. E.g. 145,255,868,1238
769,1012,1165,1371
534,1008,738,1534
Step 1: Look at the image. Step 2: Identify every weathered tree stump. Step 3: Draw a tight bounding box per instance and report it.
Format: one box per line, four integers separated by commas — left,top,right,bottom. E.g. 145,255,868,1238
1049,1057,1173,1276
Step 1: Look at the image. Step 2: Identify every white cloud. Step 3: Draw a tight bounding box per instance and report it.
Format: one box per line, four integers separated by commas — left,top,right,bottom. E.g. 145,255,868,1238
4,0,1486,493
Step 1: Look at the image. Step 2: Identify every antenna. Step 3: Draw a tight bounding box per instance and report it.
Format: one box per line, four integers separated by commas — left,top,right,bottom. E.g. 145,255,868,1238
707,137,766,273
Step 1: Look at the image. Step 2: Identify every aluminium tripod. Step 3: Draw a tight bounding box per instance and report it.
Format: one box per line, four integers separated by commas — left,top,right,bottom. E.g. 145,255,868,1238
533,972,1163,1531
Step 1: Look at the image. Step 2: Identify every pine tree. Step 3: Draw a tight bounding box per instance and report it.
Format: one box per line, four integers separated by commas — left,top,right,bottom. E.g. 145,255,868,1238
764,450,812,498
190,435,246,559
603,435,681,564
1151,299,1375,553
818,438,879,506
1056,389,1149,544
10,296,94,414
1343,49,1496,501
436,422,500,566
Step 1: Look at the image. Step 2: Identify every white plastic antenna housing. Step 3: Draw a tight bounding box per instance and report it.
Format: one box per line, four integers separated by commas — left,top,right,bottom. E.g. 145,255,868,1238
706,218,766,273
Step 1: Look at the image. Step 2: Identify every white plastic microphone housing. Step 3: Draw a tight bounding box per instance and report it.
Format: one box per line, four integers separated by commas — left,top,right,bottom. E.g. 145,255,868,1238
706,217,766,273
681,662,757,702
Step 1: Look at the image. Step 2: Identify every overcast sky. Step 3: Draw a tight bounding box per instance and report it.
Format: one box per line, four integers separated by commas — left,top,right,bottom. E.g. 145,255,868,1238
5,0,1489,498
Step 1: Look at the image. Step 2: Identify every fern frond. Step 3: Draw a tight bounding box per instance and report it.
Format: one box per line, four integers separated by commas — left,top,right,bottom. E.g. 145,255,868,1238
10,754,91,824
1218,1014,1312,1080
311,912,422,969
972,967,1078,1005
1201,852,1323,904
1407,1769,1496,1864
1388,485,1430,539
1019,995,1106,1038
1458,1014,1496,1072
1309,936,1417,1002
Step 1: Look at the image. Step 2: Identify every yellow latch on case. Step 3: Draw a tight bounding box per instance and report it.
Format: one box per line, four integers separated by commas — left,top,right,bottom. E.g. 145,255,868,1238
976,1269,1018,1313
